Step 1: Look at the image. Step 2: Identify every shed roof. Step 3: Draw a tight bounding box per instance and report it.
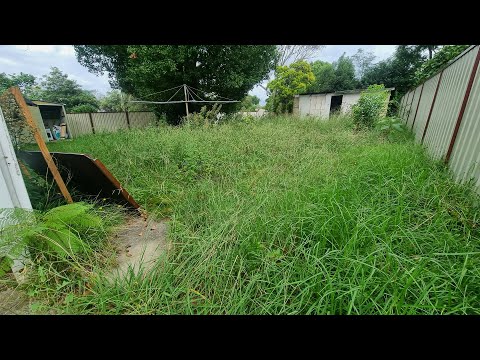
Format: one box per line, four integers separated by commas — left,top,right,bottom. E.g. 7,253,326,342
31,100,65,107
298,87,395,96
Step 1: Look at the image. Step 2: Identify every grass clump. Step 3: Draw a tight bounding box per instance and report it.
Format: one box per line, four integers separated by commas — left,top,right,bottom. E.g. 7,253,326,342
41,115,480,314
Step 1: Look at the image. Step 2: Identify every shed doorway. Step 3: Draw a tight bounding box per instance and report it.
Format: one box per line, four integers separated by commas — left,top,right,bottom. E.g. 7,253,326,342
329,95,343,116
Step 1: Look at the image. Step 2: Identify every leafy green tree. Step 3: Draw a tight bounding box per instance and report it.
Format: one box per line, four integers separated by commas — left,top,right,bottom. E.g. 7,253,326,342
240,94,260,112
416,45,441,60
38,67,99,112
99,90,151,112
306,61,335,93
0,72,37,95
351,49,376,84
414,45,470,84
266,60,315,113
74,45,277,124
362,45,426,96
332,54,358,91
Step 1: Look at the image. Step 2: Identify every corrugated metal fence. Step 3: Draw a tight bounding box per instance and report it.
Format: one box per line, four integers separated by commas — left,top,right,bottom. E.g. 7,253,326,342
399,45,480,193
66,111,156,137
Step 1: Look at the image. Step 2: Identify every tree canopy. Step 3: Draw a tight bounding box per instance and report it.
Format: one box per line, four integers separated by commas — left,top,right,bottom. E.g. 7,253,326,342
1,68,100,113
332,53,358,91
99,90,151,112
414,45,470,84
239,94,260,112
74,45,278,124
266,60,315,113
306,61,335,93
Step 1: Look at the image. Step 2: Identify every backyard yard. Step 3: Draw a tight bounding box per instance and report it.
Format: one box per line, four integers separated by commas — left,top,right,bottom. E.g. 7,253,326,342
32,115,480,314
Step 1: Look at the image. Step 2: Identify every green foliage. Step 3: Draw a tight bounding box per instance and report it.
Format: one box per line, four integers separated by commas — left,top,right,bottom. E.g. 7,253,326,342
37,67,99,112
375,116,405,140
414,45,470,84
266,60,315,113
183,104,223,127
240,95,260,112
307,61,335,93
99,90,152,112
0,72,37,95
352,84,389,128
0,203,105,274
332,53,358,91
74,45,277,124
69,104,99,113
362,45,427,96
351,49,376,85
0,91,31,150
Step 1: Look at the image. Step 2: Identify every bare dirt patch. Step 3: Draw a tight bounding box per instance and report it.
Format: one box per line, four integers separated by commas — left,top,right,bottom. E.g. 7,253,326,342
108,216,169,279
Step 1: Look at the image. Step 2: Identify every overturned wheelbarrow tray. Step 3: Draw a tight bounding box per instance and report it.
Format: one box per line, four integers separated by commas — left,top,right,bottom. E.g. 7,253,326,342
18,151,140,210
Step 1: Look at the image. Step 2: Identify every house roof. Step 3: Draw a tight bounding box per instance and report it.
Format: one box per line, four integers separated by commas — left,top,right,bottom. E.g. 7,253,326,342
297,87,395,96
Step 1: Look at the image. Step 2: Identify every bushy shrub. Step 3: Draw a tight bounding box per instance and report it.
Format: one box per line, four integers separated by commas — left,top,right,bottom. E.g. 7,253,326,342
352,84,389,129
183,104,223,127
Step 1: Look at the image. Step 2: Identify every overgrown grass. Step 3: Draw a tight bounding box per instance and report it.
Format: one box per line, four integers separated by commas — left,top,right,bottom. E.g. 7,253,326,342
43,115,480,314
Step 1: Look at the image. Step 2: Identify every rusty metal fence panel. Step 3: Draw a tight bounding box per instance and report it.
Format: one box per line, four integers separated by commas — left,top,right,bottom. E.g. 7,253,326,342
129,112,156,129
91,112,128,133
449,59,480,191
422,47,478,160
66,113,93,138
412,73,440,143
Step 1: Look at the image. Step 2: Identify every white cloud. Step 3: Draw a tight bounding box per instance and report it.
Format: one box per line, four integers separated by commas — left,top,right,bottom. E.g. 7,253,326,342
14,45,56,53
0,57,16,66
57,46,75,57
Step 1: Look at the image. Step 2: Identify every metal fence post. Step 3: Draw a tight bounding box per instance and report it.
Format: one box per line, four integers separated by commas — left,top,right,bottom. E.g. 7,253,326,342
421,70,444,145
411,83,424,130
444,46,480,164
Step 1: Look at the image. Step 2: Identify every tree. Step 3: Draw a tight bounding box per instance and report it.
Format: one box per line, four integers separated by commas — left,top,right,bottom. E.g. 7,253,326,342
37,67,99,112
416,45,441,60
99,90,151,112
240,94,260,112
0,72,37,95
306,61,335,93
266,60,315,113
332,53,358,91
276,45,325,66
362,45,427,96
351,49,376,83
414,45,470,84
74,45,277,124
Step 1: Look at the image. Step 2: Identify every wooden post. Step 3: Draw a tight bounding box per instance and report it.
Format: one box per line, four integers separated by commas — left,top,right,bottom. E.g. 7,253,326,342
125,111,131,130
88,112,95,134
10,86,73,203
184,84,189,117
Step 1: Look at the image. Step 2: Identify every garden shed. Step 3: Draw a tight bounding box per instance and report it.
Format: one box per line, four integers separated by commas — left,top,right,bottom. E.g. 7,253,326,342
29,100,71,141
293,88,395,118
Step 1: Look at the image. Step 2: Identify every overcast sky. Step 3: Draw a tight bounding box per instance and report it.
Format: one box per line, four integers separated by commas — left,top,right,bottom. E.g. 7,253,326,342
0,45,396,104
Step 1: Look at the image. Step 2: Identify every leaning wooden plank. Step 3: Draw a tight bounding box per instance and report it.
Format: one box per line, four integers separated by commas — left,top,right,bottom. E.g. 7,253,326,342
9,86,73,203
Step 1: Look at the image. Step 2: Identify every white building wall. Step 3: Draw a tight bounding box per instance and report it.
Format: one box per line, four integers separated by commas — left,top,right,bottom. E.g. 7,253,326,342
340,93,361,114
299,94,331,118
0,107,32,214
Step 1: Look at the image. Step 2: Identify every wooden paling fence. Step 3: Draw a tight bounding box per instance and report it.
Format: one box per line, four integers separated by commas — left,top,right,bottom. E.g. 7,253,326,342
66,111,156,137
